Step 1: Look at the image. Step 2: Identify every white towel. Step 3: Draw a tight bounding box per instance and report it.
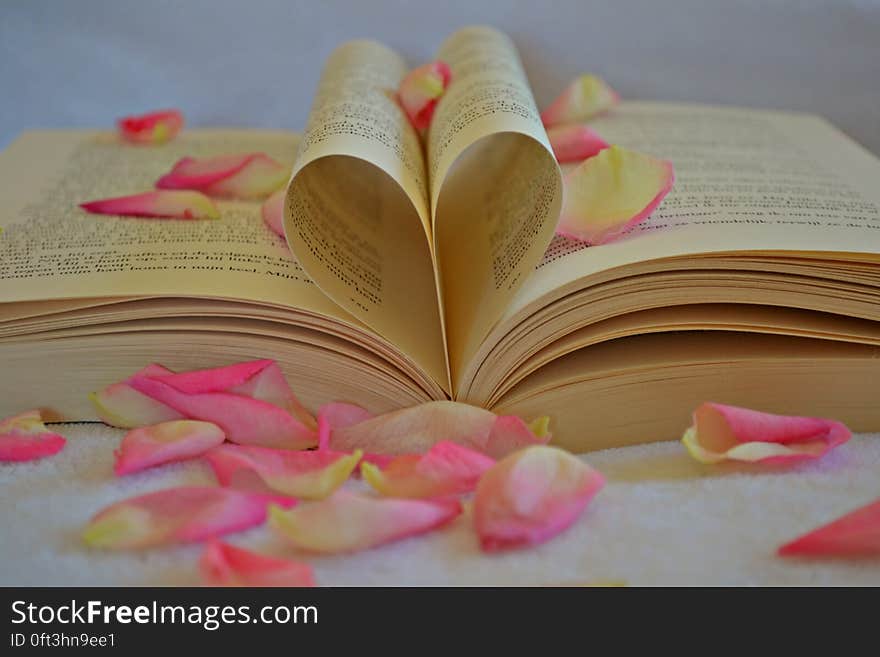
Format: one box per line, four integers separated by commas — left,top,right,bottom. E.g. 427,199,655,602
1,423,877,585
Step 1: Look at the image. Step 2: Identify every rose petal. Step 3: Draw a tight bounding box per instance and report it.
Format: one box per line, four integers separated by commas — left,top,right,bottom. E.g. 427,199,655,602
269,491,461,553
316,402,374,450
362,440,495,498
262,188,286,238
329,400,549,457
82,486,296,549
540,74,619,127
205,444,361,499
117,109,184,144
547,124,609,163
200,540,315,587
473,445,605,552
681,402,852,465
0,410,66,462
128,374,316,450
397,60,452,132
156,153,290,199
114,420,225,476
556,145,674,245
484,415,552,459
153,359,315,430
79,190,219,220
90,364,184,428
778,499,880,558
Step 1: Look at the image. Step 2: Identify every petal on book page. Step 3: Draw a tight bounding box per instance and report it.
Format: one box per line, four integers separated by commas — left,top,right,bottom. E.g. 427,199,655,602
269,491,461,553
778,499,880,558
540,74,619,127
397,60,452,131
152,359,315,430
262,188,286,238
474,446,605,552
80,190,219,220
328,401,549,457
0,410,66,462
556,145,674,245
205,444,361,499
90,364,184,429
547,124,609,163
113,420,225,476
82,486,296,550
117,109,184,144
200,541,315,587
156,153,291,199
681,402,851,465
128,375,317,450
362,440,495,498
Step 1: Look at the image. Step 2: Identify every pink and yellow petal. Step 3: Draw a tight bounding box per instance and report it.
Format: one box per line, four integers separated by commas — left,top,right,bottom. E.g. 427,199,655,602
681,402,851,465
0,410,66,462
262,188,286,238
82,486,296,549
200,541,315,587
205,444,361,499
268,491,461,553
156,153,290,200
547,124,609,163
557,145,674,245
89,364,183,429
362,440,495,498
128,374,316,450
398,61,452,131
778,499,880,558
540,74,619,127
117,109,184,144
113,420,225,476
473,446,605,552
80,190,219,220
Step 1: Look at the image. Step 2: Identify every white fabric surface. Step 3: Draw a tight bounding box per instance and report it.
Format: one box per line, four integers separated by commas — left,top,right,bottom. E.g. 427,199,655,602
1,0,878,154
1,423,877,586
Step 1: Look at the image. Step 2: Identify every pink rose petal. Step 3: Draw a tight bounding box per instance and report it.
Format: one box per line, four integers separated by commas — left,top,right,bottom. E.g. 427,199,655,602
540,74,619,127
681,402,852,465
152,359,315,430
262,188,286,238
397,60,452,132
316,402,374,450
200,540,315,587
269,491,461,553
114,420,225,476
547,124,609,163
778,499,880,558
117,109,184,144
205,444,361,499
82,486,296,550
128,373,316,450
90,364,183,429
79,190,219,220
556,145,674,245
484,414,551,460
473,445,605,552
156,153,290,199
362,440,495,498
0,410,66,462
328,400,549,457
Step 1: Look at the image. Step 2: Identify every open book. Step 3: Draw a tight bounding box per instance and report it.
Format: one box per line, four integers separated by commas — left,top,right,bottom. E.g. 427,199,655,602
2,26,880,451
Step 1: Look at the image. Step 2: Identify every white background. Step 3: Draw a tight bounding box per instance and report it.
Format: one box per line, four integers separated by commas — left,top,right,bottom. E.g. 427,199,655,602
1,0,878,153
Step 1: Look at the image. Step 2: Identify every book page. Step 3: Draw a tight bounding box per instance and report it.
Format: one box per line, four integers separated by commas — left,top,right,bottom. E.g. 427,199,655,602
0,130,347,322
428,26,562,387
507,102,880,319
283,40,448,390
